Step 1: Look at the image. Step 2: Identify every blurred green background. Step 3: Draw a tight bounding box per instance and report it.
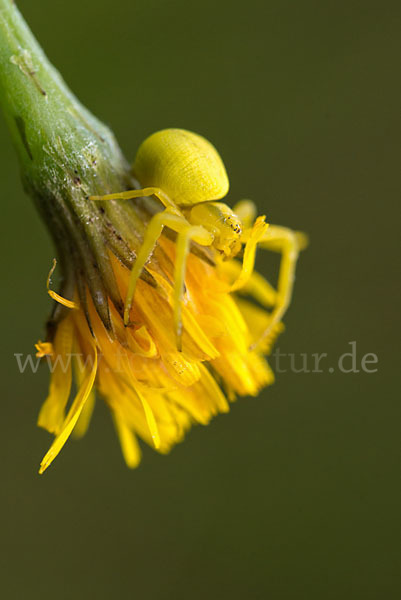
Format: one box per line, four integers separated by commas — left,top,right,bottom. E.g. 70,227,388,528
0,1,400,598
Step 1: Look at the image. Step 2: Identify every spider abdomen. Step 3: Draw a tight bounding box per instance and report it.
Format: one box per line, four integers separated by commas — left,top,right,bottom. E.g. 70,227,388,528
133,129,229,206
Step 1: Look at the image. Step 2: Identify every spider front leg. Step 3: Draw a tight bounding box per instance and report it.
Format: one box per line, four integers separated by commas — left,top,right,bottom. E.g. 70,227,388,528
90,187,177,211
221,260,278,307
230,215,270,293
251,225,307,349
229,209,306,349
124,209,213,349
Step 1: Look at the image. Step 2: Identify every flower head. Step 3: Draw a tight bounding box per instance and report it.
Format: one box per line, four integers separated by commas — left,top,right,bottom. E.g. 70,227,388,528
36,188,305,473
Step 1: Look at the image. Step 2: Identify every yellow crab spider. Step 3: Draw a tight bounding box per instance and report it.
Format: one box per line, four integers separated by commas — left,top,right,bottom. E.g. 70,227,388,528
91,128,302,348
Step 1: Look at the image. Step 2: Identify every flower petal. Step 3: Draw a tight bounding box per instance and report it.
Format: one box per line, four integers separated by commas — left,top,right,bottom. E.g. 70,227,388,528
37,316,74,434
39,341,97,474
112,411,141,468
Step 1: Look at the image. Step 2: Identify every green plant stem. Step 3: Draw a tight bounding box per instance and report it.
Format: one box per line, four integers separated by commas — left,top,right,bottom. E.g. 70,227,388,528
0,0,127,189
0,0,135,332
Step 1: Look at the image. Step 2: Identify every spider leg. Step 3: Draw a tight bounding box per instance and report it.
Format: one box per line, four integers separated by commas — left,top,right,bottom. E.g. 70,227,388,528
220,259,277,307
229,208,306,349
90,187,177,210
173,225,213,350
124,209,181,325
222,203,279,307
250,226,307,350
124,210,213,347
230,215,269,292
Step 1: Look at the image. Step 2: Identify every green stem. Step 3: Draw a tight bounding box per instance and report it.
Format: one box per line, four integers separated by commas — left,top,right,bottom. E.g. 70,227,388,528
0,0,126,189
0,0,135,332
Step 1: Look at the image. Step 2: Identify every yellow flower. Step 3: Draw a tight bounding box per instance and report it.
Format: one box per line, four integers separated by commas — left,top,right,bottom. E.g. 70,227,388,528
36,164,305,473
